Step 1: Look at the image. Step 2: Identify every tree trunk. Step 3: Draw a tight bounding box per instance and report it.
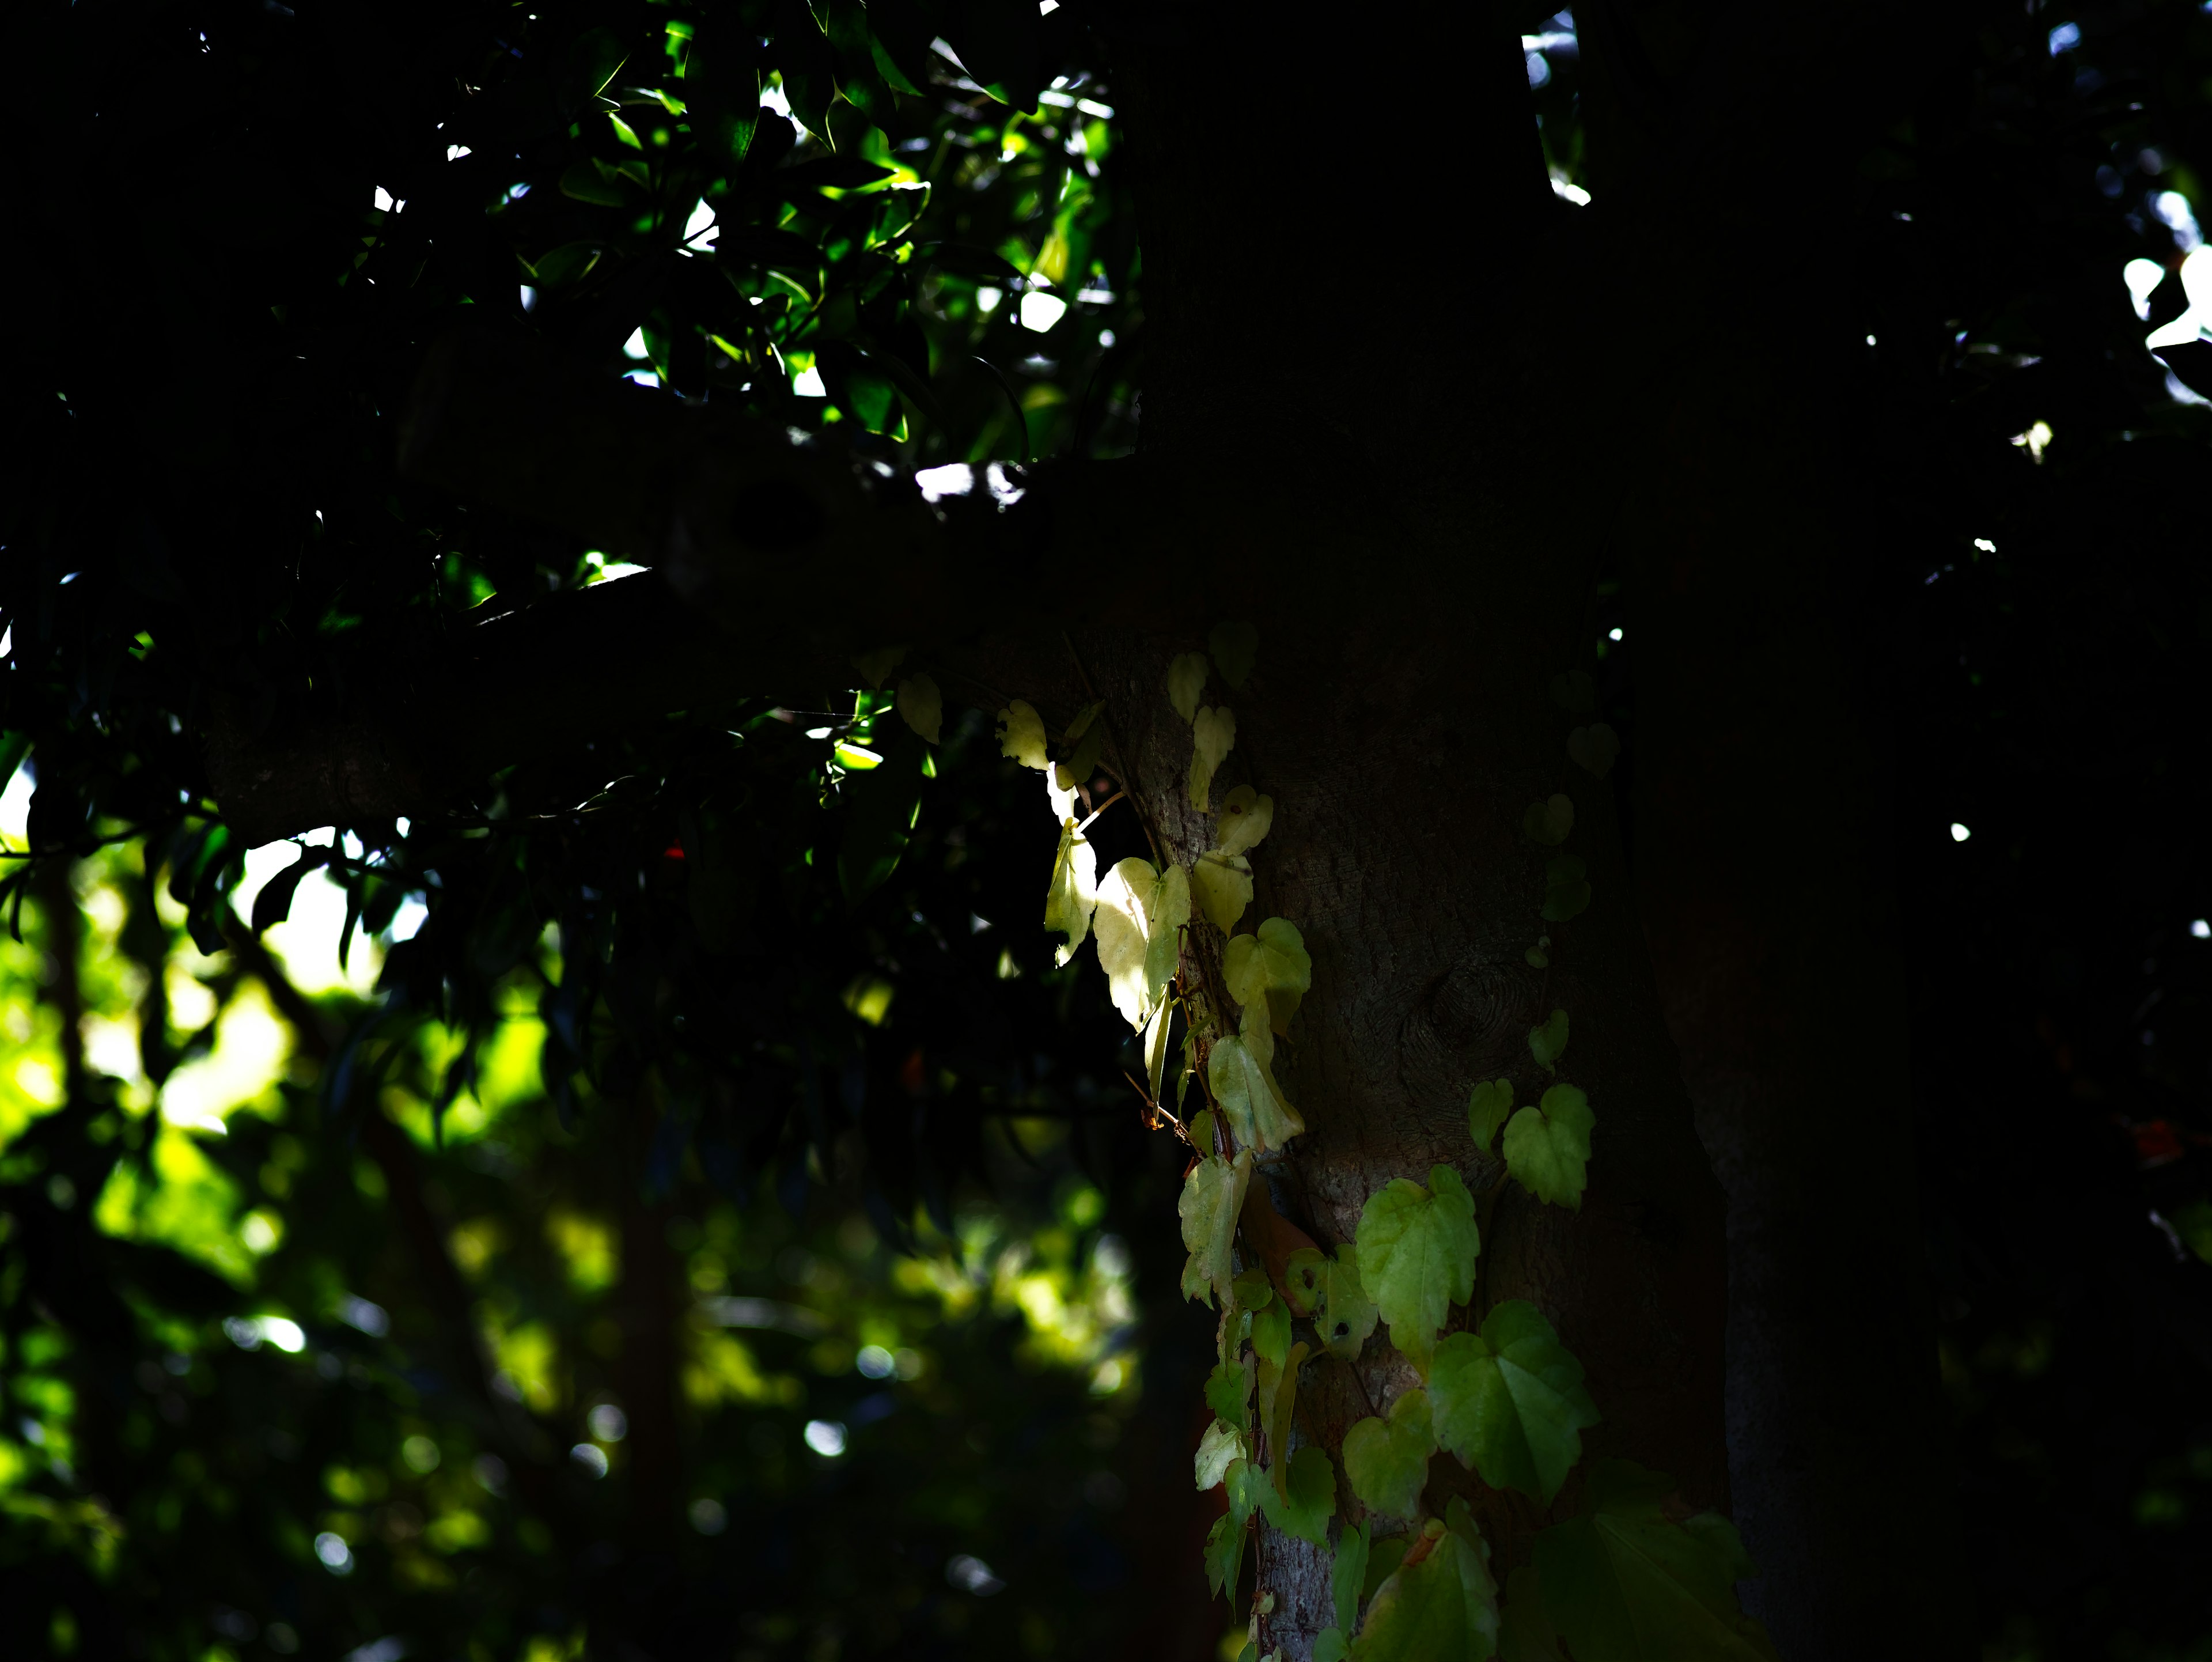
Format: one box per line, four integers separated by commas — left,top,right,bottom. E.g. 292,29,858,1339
1085,7,1732,1652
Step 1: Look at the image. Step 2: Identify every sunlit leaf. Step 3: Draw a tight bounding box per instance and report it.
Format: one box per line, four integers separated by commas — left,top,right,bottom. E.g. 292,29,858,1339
1094,855,1164,1027
1468,1079,1514,1154
1429,1301,1600,1505
1192,850,1254,931
1147,863,1191,1008
1189,705,1236,811
998,699,1050,769
1535,1463,1780,1661
1044,818,1098,965
1502,1084,1594,1211
1208,1008,1304,1152
1180,1148,1252,1307
1355,1166,1478,1372
1217,785,1275,858
1143,995,1174,1105
1196,1417,1245,1489
1343,1387,1435,1521
1223,915,1312,1035
1169,652,1210,722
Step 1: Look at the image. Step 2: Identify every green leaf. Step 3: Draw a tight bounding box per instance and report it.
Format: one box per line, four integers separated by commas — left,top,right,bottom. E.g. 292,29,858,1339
1255,1340,1307,1504
1528,1009,1569,1068
1196,1418,1245,1489
1189,706,1236,811
1147,864,1191,1007
1169,652,1210,722
1260,1444,1336,1548
1541,854,1591,922
1364,1534,1410,1601
1209,1009,1305,1152
1332,1519,1371,1633
1094,856,1165,1028
1534,1463,1780,1661
1209,620,1260,689
1252,1301,1291,1369
1498,1568,1569,1662
1223,917,1312,1034
1232,1267,1273,1313
1143,995,1174,1106
1192,851,1254,930
1522,794,1574,846
1428,1301,1600,1505
1206,1509,1249,1611
1342,1388,1435,1521
997,699,1049,769
895,673,942,743
1350,1518,1499,1662
1548,670,1596,714
1567,724,1621,779
1043,818,1098,966
1468,1079,1514,1154
1179,1148,1251,1307
1502,1084,1594,1212
1283,1243,1378,1361
1206,1360,1253,1430
1354,1167,1479,1372
1217,784,1275,858
1314,1630,1350,1662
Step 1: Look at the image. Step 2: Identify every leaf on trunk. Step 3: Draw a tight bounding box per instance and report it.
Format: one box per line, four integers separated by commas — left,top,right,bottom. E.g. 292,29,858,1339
1468,1080,1514,1154
1224,917,1312,1035
1255,1340,1309,1505
1522,794,1574,846
1332,1519,1372,1634
1498,1567,1568,1661
1193,850,1255,930
1528,1008,1569,1067
1206,1508,1249,1611
1209,620,1259,688
1190,705,1236,811
1428,1301,1600,1505
895,673,942,743
1541,853,1591,922
1314,1630,1350,1662
1209,1009,1305,1152
1206,1357,1253,1429
1195,1417,1245,1490
998,699,1048,768
1228,1455,1270,1525
852,644,906,688
1252,1301,1291,1369
1147,864,1191,1004
1342,1387,1435,1521
1502,1084,1594,1212
1567,723,1621,779
1179,1148,1251,1307
1284,1243,1379,1361
1217,783,1275,858
1143,995,1174,1105
1169,652,1210,722
1260,1443,1336,1548
1354,1166,1479,1372
1094,856,1165,1027
1043,818,1098,966
1350,1517,1500,1662
1533,1462,1781,1662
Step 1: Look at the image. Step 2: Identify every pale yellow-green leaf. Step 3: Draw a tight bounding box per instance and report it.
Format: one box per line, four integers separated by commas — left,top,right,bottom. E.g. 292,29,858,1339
1355,1166,1479,1374
1044,819,1097,966
1285,1243,1379,1362
998,700,1049,770
1094,856,1163,1028
1145,862,1191,1008
1143,997,1173,1105
1192,851,1254,930
895,673,942,744
1503,1084,1595,1212
1179,1148,1252,1308
851,644,907,689
1217,785,1275,858
1223,917,1312,1035
1522,794,1574,846
1209,620,1259,690
1196,1418,1245,1490
1168,652,1209,723
1208,1007,1305,1152
1189,705,1236,811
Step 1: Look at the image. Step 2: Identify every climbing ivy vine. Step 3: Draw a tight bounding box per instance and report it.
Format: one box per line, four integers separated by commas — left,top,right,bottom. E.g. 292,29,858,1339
877,639,1775,1661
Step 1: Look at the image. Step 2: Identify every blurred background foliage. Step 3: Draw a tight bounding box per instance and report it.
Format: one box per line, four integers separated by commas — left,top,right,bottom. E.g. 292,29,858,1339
6,1,2212,1660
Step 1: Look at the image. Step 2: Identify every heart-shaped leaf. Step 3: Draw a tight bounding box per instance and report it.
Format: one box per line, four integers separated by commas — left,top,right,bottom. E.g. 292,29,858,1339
1043,818,1097,966
1528,1008,1569,1068
1195,1418,1245,1489
1428,1300,1600,1505
1206,1357,1253,1429
1260,1443,1336,1547
1189,705,1237,811
1179,1148,1252,1307
1503,1084,1594,1211
1350,1518,1500,1662
1522,793,1575,846
1567,722,1620,779
1468,1078,1514,1154
1343,1387,1435,1521
1283,1243,1380,1361
1355,1167,1478,1372
997,699,1048,768
1192,850,1254,930
1093,855,1163,1027
1217,783,1275,858
1224,916,1312,1034
895,673,942,743
1168,652,1210,722
1209,1008,1305,1152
